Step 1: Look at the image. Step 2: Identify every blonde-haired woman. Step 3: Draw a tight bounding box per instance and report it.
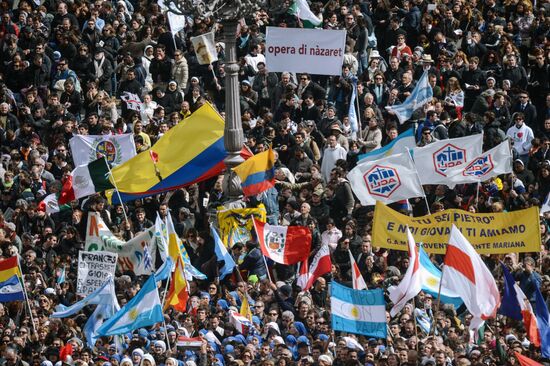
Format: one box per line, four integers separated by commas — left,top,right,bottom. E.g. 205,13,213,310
98,91,119,122
444,77,464,118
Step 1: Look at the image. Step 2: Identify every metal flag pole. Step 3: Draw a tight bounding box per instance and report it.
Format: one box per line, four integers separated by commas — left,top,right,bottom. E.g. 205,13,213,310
407,149,431,215
17,256,38,336
430,265,445,337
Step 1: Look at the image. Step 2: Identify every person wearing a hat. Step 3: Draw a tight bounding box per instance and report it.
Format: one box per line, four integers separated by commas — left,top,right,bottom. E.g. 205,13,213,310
91,48,113,94
164,80,184,114
470,88,496,116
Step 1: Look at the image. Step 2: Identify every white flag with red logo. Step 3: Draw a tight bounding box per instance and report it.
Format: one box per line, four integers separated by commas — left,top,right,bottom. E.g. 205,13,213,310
442,225,500,331
254,219,311,265
296,245,331,291
413,134,483,185
388,227,422,316
444,141,512,187
347,153,424,206
349,250,367,290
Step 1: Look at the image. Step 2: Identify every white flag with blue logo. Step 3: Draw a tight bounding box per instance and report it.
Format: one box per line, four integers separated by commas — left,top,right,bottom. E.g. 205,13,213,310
412,134,483,185
347,153,424,206
385,70,433,124
96,274,163,336
443,140,512,187
357,128,416,163
331,281,387,339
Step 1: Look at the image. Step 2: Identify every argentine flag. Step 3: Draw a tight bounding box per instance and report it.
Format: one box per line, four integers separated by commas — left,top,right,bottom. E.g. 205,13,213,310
211,225,236,279
357,127,416,163
385,70,433,124
331,281,387,338
97,274,164,336
52,276,120,346
419,245,463,309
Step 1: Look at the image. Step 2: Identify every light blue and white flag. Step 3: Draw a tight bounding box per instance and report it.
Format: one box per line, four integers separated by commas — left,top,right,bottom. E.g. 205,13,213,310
419,245,463,309
211,225,236,280
0,275,24,302
97,274,164,336
330,281,387,338
155,256,173,281
349,77,359,133
52,276,120,346
385,70,433,124
52,277,118,317
414,307,432,334
358,128,416,163
84,302,120,346
57,267,66,285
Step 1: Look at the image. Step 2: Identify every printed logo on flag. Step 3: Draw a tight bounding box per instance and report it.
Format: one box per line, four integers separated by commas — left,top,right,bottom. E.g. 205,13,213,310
364,165,401,198
266,231,285,252
88,138,123,165
462,155,494,177
433,144,467,176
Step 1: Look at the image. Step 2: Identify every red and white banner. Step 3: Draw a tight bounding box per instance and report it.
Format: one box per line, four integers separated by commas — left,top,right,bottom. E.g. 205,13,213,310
349,250,367,290
296,245,331,290
265,27,346,76
176,336,202,348
254,219,311,265
388,227,422,316
442,225,500,331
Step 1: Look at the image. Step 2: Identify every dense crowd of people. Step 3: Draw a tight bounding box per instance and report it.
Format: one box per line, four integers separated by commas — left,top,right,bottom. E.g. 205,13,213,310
1,0,550,365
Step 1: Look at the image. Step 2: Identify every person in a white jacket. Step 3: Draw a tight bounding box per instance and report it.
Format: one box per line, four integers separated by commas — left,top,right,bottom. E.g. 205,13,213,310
506,112,534,162
321,135,347,183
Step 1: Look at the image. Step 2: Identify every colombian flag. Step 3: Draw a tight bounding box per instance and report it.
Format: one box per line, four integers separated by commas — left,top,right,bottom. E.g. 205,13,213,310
0,257,24,302
109,103,228,202
233,147,275,197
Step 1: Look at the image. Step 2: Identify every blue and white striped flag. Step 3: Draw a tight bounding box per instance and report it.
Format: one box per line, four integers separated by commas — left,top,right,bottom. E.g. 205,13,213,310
211,225,236,280
349,77,359,133
331,281,387,338
52,276,120,346
57,267,66,285
385,70,433,124
357,128,416,163
97,274,164,336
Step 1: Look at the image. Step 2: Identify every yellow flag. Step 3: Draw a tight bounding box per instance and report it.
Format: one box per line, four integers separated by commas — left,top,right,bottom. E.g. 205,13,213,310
240,292,252,322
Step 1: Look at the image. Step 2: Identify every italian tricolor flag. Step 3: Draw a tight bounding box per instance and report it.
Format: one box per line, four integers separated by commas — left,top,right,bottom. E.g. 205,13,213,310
59,158,114,204
288,0,322,28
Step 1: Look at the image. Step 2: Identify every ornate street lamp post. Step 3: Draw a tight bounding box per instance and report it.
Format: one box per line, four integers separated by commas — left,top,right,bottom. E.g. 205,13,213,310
164,0,289,208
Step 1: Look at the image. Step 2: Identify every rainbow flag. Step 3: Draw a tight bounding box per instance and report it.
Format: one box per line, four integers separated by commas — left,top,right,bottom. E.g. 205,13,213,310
233,148,275,196
0,257,24,302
